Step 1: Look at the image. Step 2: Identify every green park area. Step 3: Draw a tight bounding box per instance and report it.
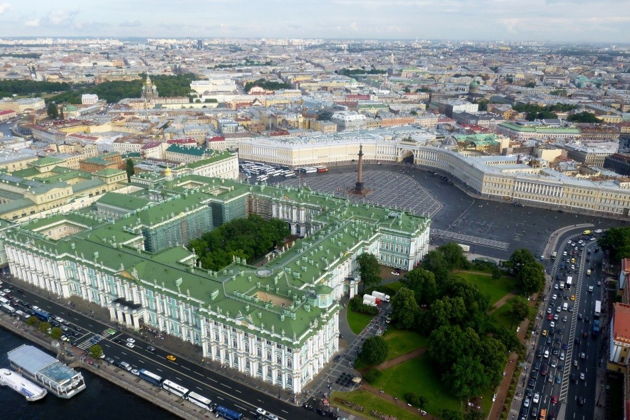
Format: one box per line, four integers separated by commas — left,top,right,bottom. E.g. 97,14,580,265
453,270,516,306
335,245,543,419
332,390,424,420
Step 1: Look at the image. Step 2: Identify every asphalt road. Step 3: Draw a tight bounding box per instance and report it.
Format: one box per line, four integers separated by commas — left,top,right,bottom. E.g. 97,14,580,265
0,277,322,420
518,233,603,420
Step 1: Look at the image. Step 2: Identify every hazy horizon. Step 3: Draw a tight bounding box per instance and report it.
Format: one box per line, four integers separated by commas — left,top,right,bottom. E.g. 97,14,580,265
2,0,629,44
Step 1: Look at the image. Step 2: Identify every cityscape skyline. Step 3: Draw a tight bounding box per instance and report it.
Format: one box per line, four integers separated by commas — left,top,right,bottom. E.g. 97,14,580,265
0,0,628,43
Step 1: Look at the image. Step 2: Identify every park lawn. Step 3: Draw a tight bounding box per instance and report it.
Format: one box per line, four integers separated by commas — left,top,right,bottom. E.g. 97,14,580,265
383,329,427,360
347,309,374,335
454,270,516,306
373,354,461,416
386,281,403,292
331,390,423,420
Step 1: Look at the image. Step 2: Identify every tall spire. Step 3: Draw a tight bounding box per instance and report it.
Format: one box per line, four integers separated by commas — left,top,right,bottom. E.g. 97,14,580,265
354,145,364,194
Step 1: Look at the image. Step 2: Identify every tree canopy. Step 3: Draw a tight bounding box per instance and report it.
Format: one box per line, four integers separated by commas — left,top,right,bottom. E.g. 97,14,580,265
359,336,389,366
506,249,545,295
244,78,291,93
89,344,103,359
390,287,420,329
189,215,289,271
357,253,381,290
512,102,576,121
599,227,630,263
567,111,601,123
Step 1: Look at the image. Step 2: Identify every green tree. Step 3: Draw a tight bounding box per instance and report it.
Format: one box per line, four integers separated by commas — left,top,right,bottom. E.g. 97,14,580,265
567,111,601,123
357,253,381,290
438,242,469,270
50,327,63,340
359,336,389,366
441,409,464,420
363,368,382,384
26,316,39,327
390,287,420,329
422,250,449,282
38,321,51,334
89,344,103,359
507,249,544,295
508,296,529,324
47,102,58,119
125,159,135,182
402,267,437,305
428,296,467,328
599,227,630,262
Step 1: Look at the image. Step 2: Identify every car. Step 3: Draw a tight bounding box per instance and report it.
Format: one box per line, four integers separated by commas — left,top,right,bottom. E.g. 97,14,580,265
562,343,568,350
552,348,559,356
125,342,135,349
257,408,268,416
547,313,553,320
554,283,559,290
542,329,548,336
552,294,557,300
556,306,562,313
578,313,583,320
166,354,176,361
580,352,586,359
544,349,549,358
131,369,139,376
547,307,552,314
550,359,557,368
105,357,115,364
390,271,400,276
551,396,558,405
555,374,562,384
578,397,586,406
562,316,568,322
574,359,578,368
554,314,559,321
146,345,156,352
126,337,135,344
588,286,594,292
536,350,542,358
550,321,555,328
580,372,585,380
119,361,132,371
597,280,601,286
570,295,576,301
533,393,540,404
523,398,530,408
528,378,536,388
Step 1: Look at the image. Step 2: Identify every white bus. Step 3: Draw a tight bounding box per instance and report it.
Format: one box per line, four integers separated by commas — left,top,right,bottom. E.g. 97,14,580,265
594,300,601,318
139,369,163,386
186,391,211,410
162,379,189,398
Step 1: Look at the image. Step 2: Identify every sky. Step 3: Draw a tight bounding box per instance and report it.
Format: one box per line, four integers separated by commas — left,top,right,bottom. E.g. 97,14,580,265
2,0,630,43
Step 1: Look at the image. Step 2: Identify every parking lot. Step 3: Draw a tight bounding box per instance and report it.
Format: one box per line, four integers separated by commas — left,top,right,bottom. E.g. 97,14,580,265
276,163,625,259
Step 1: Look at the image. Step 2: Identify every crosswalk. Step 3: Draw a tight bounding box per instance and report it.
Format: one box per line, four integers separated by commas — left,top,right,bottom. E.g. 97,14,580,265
77,334,105,350
431,228,510,250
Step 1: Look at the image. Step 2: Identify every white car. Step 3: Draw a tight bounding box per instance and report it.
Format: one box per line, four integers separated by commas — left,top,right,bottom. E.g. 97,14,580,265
533,393,540,404
544,350,549,359
552,294,557,300
126,337,135,344
390,271,400,276
550,321,555,328
125,342,135,349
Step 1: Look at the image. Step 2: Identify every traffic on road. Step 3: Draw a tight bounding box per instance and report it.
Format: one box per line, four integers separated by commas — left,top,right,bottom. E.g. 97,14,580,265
519,231,604,420
0,276,327,420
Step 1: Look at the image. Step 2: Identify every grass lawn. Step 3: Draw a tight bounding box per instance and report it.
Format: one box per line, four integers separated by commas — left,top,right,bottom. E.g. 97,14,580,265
331,390,423,420
454,270,516,306
386,281,403,292
383,329,427,360
347,309,374,334
373,353,461,415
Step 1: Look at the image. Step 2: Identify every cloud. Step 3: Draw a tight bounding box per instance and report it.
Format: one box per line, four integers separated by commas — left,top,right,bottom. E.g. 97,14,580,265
47,9,78,25
24,18,39,27
0,3,9,14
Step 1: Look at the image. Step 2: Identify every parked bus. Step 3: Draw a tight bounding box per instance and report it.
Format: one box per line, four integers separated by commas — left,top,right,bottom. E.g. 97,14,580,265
594,300,601,318
139,369,163,386
187,391,212,410
162,379,189,398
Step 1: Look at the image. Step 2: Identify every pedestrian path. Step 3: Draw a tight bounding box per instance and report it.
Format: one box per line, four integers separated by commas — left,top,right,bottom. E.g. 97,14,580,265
77,334,104,350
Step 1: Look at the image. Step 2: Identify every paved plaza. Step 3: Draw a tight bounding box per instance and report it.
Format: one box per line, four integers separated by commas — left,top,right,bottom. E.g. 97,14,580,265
275,163,625,259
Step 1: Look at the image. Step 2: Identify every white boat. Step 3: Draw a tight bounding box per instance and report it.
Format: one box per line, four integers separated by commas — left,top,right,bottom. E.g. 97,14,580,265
0,368,47,401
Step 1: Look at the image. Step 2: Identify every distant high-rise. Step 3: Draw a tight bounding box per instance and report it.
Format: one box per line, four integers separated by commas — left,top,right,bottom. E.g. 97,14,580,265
196,39,203,50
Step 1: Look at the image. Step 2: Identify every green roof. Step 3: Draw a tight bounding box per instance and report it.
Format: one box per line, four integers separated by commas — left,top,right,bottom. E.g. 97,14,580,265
4,175,429,347
184,151,235,169
166,144,209,157
498,122,580,134
30,156,66,168
95,168,125,177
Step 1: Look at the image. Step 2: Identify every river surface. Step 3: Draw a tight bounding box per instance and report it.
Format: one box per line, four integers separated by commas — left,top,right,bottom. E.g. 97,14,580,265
0,327,174,420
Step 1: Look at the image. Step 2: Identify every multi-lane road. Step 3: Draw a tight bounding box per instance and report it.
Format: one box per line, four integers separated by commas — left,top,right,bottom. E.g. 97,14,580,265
518,232,604,420
0,276,323,420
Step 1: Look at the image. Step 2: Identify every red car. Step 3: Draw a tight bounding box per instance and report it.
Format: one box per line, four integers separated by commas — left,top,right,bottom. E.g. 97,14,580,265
547,313,553,320
551,395,558,404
